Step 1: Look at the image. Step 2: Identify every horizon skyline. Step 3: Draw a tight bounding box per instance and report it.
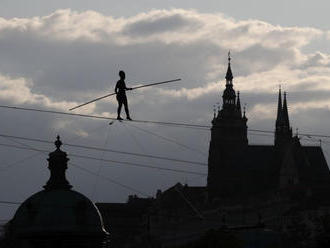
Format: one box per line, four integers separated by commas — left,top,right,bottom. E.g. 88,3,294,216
0,3,330,223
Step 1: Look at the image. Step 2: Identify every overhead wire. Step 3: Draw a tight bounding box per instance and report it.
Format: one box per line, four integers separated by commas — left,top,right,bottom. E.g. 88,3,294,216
0,142,207,176
0,137,36,172
121,121,150,161
0,152,42,172
120,121,160,192
0,201,21,205
0,137,153,201
124,121,207,157
1,104,330,140
121,122,194,200
91,124,112,201
0,105,208,129
0,133,206,166
70,162,152,198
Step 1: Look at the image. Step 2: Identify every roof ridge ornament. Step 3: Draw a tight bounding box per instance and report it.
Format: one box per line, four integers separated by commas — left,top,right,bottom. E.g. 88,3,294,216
44,136,72,191
55,135,62,150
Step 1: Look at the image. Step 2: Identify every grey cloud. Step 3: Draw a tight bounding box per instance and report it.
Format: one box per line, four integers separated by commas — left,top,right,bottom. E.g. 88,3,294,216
0,32,224,102
122,13,200,36
296,52,330,70
0,9,330,221
235,45,295,76
0,8,323,105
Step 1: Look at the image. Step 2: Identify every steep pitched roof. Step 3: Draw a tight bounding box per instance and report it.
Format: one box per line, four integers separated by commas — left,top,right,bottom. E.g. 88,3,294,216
276,89,283,126
211,143,330,202
282,92,290,127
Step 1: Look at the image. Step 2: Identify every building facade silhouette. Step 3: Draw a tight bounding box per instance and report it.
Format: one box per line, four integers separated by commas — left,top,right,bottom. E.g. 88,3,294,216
207,55,330,204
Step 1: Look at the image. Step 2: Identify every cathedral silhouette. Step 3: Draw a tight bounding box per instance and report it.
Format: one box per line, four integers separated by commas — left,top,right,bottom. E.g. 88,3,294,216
143,55,330,247
207,55,330,203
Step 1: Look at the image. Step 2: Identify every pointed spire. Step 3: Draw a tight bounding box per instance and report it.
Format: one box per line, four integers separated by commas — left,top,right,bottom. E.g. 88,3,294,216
275,89,292,147
243,103,247,120
276,86,283,126
282,91,290,127
225,51,233,83
237,91,242,117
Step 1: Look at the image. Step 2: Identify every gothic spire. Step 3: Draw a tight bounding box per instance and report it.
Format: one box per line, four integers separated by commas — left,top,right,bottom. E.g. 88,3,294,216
225,51,233,84
276,87,283,127
243,104,247,121
275,89,292,147
282,91,290,127
237,91,242,117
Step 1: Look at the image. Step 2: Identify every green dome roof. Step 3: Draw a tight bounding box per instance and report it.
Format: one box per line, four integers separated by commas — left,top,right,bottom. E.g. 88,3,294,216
10,189,107,237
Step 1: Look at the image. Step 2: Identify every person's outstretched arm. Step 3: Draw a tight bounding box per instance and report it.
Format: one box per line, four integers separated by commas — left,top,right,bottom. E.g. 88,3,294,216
124,81,132,90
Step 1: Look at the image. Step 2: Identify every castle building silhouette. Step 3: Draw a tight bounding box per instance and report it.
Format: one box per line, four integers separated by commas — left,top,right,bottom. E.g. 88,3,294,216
96,55,330,247
207,55,330,203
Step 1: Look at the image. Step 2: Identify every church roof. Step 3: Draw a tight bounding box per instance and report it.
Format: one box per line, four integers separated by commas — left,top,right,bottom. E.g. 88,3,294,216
214,144,330,201
8,136,108,238
10,190,106,237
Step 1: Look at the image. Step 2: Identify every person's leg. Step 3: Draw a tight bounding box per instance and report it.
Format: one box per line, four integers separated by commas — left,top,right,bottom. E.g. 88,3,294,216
123,96,131,120
117,96,123,120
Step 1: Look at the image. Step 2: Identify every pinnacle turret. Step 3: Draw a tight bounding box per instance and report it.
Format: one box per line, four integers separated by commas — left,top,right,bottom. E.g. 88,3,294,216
282,92,290,128
225,51,233,83
276,87,283,127
237,91,242,117
275,89,292,147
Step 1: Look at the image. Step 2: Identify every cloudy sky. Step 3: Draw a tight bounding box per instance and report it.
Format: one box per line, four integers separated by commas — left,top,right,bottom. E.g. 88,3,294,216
1,0,330,221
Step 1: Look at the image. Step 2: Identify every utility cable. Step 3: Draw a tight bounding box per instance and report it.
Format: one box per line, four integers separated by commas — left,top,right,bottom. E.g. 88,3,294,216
0,138,153,201
0,201,21,205
70,162,152,198
0,133,206,166
125,121,207,157
174,186,204,219
2,104,330,140
0,152,42,172
91,124,112,201
0,142,207,176
0,105,210,129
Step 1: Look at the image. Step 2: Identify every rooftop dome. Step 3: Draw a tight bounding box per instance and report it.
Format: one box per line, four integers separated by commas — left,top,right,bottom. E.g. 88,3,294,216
7,136,108,247
10,189,106,237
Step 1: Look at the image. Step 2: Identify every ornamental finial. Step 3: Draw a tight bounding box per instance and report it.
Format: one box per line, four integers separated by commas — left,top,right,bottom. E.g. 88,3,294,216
55,135,62,150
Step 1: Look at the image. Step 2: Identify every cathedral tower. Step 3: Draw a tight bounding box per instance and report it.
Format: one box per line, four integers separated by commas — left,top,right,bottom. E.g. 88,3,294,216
207,54,248,200
275,89,292,147
209,53,248,148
